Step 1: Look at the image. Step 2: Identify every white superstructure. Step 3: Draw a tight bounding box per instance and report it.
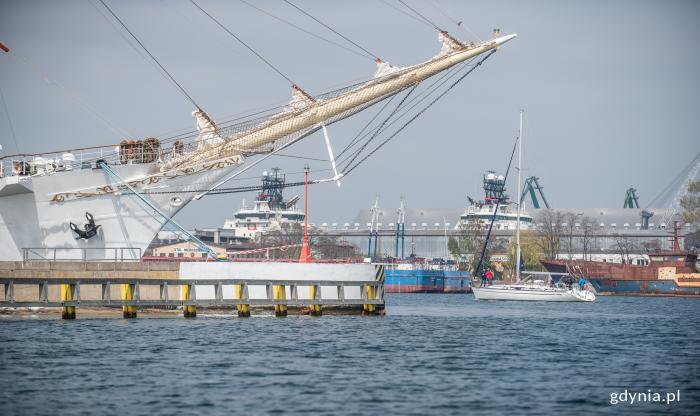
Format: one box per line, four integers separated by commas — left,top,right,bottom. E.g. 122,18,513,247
222,169,304,240
459,171,533,231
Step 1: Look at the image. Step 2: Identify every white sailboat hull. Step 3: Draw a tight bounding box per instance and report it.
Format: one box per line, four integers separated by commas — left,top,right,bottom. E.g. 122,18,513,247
473,285,595,302
0,162,239,261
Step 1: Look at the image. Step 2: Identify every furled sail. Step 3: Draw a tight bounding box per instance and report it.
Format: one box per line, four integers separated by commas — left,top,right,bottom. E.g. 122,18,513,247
162,33,516,171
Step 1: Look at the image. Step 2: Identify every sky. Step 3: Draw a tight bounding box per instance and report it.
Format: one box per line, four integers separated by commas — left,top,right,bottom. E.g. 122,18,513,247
1,0,699,228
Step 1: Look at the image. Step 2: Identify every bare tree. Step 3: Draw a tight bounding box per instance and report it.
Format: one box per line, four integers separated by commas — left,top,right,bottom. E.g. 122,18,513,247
579,216,597,261
680,180,700,225
535,209,564,260
614,234,636,264
561,211,579,259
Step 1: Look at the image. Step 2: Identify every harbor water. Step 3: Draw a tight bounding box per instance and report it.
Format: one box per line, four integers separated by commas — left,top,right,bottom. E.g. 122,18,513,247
1,295,698,415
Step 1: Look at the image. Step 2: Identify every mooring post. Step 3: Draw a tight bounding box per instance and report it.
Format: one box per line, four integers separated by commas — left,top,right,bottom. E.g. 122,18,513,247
273,284,287,317
363,283,376,315
309,284,322,316
60,283,76,320
121,283,137,318
182,283,196,318
375,265,386,315
235,282,250,317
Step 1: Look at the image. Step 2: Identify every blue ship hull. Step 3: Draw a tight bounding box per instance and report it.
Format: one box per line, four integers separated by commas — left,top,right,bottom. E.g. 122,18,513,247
589,279,700,296
385,269,471,293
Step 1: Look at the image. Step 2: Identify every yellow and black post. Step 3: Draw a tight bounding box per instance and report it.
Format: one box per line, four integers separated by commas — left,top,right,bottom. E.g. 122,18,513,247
60,283,76,320
235,283,250,317
182,283,196,318
363,283,376,315
375,265,385,315
273,284,287,317
121,283,137,319
309,284,322,316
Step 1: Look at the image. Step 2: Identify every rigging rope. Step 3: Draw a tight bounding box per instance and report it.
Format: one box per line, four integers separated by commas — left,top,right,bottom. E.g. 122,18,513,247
0,86,20,153
646,150,700,208
380,0,434,29
343,51,495,176
139,50,496,197
341,85,417,172
425,0,483,42
336,58,470,168
238,0,371,61
336,93,399,159
98,0,204,111
282,0,381,61
189,0,299,87
473,135,519,278
397,0,443,32
0,38,133,139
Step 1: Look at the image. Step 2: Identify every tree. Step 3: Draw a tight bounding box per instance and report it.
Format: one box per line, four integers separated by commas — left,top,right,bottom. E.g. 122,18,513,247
614,234,636,264
680,180,700,225
579,216,598,261
507,230,545,276
561,211,579,259
535,209,564,260
448,219,490,273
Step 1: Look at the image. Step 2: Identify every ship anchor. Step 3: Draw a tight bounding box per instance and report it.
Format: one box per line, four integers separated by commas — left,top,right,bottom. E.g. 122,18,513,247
69,212,101,240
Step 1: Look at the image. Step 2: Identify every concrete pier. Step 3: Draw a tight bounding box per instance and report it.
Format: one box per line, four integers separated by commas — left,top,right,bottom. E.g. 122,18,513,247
0,261,385,318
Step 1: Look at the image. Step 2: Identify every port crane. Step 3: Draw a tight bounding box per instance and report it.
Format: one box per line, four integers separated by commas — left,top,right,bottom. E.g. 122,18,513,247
395,197,406,258
367,195,380,258
519,176,550,209
623,187,640,208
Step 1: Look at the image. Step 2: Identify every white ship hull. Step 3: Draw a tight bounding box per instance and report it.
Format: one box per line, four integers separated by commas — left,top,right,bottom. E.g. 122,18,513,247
0,162,238,261
473,285,595,302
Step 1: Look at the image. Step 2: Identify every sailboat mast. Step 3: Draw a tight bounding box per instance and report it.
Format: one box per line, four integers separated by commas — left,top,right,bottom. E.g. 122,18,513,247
515,109,523,282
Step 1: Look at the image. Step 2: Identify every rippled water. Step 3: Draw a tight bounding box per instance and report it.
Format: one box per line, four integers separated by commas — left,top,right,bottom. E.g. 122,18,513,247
1,294,698,415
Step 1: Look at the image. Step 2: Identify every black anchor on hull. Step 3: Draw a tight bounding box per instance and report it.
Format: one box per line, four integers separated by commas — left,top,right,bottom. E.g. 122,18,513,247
69,212,101,240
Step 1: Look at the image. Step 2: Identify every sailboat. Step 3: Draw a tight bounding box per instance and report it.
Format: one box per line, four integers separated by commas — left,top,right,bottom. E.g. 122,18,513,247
0,4,517,262
472,110,595,302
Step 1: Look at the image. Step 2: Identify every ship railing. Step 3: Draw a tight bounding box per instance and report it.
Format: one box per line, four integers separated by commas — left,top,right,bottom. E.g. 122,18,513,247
0,139,201,179
22,247,142,262
0,144,121,178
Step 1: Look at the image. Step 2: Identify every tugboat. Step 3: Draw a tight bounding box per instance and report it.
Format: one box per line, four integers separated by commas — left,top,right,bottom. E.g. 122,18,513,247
222,168,304,240
459,170,533,231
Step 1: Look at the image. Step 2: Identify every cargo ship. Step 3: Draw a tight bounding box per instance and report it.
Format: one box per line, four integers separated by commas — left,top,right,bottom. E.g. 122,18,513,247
541,252,700,296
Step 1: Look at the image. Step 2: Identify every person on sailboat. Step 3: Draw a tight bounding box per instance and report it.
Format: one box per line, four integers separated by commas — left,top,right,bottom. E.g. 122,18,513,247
485,268,494,286
578,277,587,290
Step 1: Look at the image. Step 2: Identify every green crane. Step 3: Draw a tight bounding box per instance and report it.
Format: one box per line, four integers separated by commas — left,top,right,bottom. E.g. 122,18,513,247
520,176,550,209
623,187,640,208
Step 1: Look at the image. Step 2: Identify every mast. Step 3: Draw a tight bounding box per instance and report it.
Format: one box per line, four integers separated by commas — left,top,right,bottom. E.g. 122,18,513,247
168,33,517,171
515,109,523,282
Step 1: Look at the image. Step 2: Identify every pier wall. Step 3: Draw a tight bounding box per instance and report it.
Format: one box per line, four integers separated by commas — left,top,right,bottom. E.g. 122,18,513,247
180,262,374,300
0,261,377,302
0,261,180,301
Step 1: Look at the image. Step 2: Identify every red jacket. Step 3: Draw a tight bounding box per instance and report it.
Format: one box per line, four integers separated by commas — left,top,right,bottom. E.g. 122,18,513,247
485,271,493,280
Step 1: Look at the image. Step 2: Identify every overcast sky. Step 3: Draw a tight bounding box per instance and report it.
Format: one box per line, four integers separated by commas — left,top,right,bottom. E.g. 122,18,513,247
1,0,699,228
